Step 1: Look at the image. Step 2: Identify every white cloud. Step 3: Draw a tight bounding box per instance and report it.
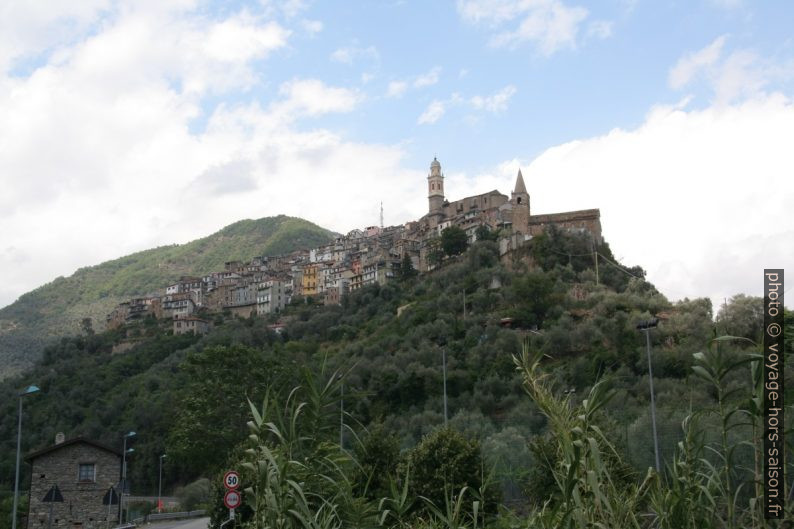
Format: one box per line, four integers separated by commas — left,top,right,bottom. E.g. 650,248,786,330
387,68,441,98
387,80,408,98
330,45,379,65
0,0,111,72
280,0,309,18
300,19,323,35
586,20,613,40
276,79,360,116
0,4,422,309
669,37,794,105
709,50,770,104
477,94,794,309
669,35,727,90
457,0,592,55
414,67,441,87
470,84,517,112
204,14,291,63
418,100,446,124
418,85,517,124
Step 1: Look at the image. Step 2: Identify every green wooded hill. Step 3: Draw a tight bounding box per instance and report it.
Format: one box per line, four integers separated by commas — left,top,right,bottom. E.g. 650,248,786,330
1,228,790,527
0,215,335,378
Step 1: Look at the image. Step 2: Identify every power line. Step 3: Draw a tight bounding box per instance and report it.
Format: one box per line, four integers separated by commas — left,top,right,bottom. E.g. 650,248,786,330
544,244,644,279
596,252,645,280
545,247,594,257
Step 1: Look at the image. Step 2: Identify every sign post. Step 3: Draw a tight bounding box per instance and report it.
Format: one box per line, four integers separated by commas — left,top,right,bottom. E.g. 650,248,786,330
222,470,241,524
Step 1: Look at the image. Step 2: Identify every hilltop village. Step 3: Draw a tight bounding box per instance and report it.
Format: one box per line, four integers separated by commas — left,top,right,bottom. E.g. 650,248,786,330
106,158,602,334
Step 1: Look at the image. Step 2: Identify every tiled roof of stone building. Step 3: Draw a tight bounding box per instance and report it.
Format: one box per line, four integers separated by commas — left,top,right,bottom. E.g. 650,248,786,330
25,436,122,461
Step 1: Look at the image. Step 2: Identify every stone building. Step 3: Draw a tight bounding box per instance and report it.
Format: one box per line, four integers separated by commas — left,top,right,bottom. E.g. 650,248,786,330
528,208,602,243
418,157,601,245
256,280,286,315
106,297,161,330
173,315,211,335
301,263,319,297
25,436,122,529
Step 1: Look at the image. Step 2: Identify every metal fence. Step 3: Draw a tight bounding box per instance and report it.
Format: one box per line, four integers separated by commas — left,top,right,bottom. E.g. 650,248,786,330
128,510,206,525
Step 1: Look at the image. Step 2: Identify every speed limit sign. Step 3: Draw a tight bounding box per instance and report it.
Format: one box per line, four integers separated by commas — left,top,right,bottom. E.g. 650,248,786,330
223,470,240,490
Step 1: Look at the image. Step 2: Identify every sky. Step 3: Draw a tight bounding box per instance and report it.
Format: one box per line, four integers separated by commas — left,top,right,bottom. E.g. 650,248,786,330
1,0,792,313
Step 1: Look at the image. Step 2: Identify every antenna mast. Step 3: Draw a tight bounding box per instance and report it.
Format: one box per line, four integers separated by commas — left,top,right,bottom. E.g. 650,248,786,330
380,201,384,229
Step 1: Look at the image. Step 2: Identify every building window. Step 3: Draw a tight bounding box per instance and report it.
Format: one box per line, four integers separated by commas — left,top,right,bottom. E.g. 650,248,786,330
78,463,96,482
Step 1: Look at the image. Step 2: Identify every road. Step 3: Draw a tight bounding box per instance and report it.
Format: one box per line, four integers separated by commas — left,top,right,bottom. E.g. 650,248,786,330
147,517,210,529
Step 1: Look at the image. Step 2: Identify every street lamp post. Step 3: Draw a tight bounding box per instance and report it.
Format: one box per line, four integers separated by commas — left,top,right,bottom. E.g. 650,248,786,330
637,318,661,473
442,348,448,426
336,374,344,449
340,382,344,449
12,385,40,529
119,431,136,523
158,454,167,513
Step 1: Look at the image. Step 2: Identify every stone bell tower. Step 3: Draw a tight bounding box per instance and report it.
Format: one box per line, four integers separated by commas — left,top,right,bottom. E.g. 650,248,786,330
511,168,530,234
427,157,445,214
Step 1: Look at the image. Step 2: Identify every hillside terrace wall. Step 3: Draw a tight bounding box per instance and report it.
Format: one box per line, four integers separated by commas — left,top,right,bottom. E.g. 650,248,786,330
528,209,602,243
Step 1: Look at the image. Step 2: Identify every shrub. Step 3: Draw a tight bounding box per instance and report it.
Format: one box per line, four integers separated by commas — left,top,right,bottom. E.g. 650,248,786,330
407,428,496,517
176,478,212,511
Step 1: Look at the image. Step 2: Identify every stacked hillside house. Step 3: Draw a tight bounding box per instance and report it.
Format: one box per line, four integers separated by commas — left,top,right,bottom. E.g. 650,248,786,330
106,157,601,329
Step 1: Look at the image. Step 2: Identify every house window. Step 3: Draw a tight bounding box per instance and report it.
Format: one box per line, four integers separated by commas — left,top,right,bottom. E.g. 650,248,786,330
78,463,96,482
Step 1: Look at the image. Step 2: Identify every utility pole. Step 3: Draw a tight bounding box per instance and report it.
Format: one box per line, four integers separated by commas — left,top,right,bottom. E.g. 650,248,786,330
119,431,136,523
637,319,661,473
592,237,599,285
12,385,40,529
442,348,448,426
158,454,167,513
340,381,344,449
337,373,344,450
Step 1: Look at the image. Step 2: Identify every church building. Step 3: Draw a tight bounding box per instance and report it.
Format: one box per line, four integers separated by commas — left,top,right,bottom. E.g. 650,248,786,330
417,157,601,244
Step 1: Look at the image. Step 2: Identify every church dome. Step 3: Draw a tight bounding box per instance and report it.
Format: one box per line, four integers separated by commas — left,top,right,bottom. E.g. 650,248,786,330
430,157,441,168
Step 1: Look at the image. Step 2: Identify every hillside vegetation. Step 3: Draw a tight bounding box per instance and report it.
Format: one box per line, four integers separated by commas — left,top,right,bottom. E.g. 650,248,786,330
0,215,335,377
1,228,791,527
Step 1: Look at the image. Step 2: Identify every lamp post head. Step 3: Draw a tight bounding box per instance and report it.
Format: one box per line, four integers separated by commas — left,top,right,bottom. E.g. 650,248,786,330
124,431,136,438
20,385,40,396
636,318,659,330
126,448,135,454
160,454,167,460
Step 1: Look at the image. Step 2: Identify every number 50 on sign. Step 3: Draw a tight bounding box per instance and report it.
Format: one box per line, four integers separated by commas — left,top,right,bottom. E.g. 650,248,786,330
223,470,240,490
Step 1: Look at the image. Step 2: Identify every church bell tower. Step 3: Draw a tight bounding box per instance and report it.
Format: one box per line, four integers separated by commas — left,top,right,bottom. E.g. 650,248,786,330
428,157,445,214
511,168,530,234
